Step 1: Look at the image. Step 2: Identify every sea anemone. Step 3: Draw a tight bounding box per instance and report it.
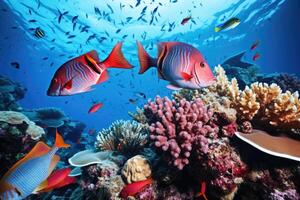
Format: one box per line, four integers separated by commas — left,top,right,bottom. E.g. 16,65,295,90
95,120,148,156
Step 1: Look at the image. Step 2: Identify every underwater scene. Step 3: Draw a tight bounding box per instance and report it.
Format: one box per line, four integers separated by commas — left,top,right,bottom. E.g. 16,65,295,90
1,0,300,199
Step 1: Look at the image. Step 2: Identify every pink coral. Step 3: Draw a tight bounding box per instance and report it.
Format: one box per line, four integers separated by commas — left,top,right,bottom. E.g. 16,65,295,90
144,96,219,170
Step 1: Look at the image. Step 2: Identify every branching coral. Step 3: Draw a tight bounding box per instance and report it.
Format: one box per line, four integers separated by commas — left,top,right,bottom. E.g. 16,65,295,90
95,120,148,156
192,65,300,134
144,96,219,170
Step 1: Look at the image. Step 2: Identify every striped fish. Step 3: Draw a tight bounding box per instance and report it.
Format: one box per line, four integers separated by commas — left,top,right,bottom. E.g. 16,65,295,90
47,42,132,96
34,27,45,39
137,41,215,90
0,131,70,200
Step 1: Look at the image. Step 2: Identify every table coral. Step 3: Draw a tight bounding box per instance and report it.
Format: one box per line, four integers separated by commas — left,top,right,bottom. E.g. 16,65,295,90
121,155,152,184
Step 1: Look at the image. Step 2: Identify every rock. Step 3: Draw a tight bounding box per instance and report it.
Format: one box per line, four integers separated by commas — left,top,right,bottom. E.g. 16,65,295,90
122,155,152,184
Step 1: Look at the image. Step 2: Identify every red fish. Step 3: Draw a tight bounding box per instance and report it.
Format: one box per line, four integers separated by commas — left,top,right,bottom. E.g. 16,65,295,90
253,53,260,61
195,182,208,200
250,40,260,50
47,42,132,96
181,16,192,25
137,41,215,90
119,178,153,198
35,168,76,193
88,102,103,114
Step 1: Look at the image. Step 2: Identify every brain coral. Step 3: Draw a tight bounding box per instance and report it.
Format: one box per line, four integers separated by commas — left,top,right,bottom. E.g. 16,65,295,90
121,155,152,184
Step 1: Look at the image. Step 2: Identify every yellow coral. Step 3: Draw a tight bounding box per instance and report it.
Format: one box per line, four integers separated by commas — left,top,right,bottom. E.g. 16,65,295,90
211,66,300,133
235,86,260,121
265,91,300,129
172,65,300,133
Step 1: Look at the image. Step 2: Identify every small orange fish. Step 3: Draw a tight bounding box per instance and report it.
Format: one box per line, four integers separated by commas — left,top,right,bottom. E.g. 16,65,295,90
181,16,192,25
88,102,103,114
253,53,260,61
195,182,208,200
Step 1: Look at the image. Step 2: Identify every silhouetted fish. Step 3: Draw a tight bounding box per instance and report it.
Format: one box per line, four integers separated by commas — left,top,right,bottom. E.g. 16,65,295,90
222,52,253,68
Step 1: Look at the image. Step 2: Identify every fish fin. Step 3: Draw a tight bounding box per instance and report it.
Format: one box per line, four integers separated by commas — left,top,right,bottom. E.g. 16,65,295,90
54,130,70,148
34,167,72,193
40,176,76,193
166,84,181,90
33,179,48,194
0,142,51,182
0,182,19,196
81,86,94,93
137,41,157,74
84,54,101,74
102,42,133,69
48,155,60,176
64,79,73,90
181,72,193,81
96,70,109,84
87,50,100,62
214,26,221,32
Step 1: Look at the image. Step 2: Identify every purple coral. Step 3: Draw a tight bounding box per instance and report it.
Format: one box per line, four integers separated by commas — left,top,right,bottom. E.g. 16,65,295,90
144,96,219,170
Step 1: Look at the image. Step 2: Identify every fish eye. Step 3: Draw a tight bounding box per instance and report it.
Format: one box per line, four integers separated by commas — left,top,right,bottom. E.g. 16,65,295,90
200,62,205,68
54,78,58,82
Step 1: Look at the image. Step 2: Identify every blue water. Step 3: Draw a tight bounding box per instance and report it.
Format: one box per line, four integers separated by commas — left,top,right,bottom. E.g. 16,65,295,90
0,0,299,130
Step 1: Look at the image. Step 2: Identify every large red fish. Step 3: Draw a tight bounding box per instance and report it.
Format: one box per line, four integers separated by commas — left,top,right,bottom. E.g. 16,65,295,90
47,42,132,96
137,41,215,90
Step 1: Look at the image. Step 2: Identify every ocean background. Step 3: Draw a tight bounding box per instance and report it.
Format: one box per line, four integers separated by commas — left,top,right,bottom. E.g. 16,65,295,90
0,0,299,130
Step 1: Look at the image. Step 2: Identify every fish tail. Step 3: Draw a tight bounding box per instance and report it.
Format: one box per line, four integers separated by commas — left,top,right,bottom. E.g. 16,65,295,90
214,26,221,32
137,41,157,74
101,42,133,69
55,130,70,148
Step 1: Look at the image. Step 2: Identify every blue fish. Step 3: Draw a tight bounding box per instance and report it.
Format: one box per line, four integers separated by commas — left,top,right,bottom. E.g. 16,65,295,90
0,131,70,200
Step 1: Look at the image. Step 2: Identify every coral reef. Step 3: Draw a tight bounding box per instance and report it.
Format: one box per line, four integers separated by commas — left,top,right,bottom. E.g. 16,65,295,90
0,111,45,140
59,120,86,143
121,155,152,184
144,96,218,170
79,159,125,200
178,65,300,134
23,107,68,128
95,120,148,156
0,75,26,111
128,107,148,125
258,73,300,93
